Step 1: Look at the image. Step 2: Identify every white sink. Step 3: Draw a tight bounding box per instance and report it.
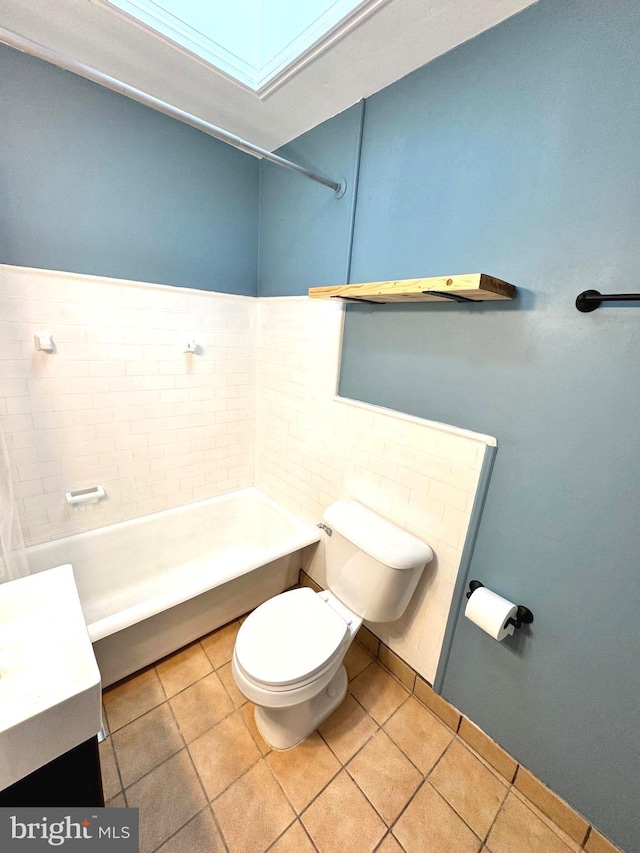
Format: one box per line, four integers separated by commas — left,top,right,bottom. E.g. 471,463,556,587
0,564,102,791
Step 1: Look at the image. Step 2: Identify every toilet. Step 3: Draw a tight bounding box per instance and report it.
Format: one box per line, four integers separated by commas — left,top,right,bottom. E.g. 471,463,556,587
232,498,434,750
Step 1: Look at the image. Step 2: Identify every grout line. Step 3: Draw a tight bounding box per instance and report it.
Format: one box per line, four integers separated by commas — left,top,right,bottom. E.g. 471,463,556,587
386,776,429,837
257,760,302,839
482,786,510,848
163,683,234,853
276,750,343,820
425,777,487,846
414,735,453,781
379,716,435,780
150,805,221,853
263,821,307,852
343,765,399,834
454,733,513,786
297,820,320,852
205,750,264,804
101,734,127,806
182,754,231,853
372,831,397,852
317,718,379,771
118,702,190,817
510,785,588,853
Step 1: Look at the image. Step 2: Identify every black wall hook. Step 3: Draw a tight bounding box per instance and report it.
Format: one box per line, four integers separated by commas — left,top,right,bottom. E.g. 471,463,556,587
466,580,534,631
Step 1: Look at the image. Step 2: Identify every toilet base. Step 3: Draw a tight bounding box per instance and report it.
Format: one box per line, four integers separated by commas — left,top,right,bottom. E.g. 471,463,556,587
254,665,348,750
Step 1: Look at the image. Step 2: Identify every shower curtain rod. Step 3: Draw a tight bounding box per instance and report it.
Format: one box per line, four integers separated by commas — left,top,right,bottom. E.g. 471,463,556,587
0,27,345,196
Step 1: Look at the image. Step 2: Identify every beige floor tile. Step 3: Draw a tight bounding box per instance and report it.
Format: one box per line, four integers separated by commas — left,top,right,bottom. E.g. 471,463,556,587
318,694,378,763
514,766,589,846
217,660,248,707
414,678,461,732
267,731,341,813
126,749,206,853
301,770,386,853
585,827,625,853
486,791,577,853
377,834,405,852
347,729,422,825
99,737,121,801
458,718,517,783
156,643,213,698
201,620,241,668
106,793,126,808
344,642,375,681
269,821,316,852
430,739,508,840
239,702,272,755
156,807,226,853
393,781,482,853
103,668,166,732
170,672,234,742
384,696,454,774
509,787,582,853
378,645,416,691
112,703,184,788
189,711,261,801
349,663,409,724
213,760,296,852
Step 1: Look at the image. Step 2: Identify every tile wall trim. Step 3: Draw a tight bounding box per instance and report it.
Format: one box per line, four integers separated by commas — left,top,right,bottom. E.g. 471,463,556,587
333,396,497,447
1,263,256,302
299,570,624,853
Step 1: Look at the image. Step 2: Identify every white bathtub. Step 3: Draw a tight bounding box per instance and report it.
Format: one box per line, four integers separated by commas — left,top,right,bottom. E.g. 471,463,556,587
26,488,320,686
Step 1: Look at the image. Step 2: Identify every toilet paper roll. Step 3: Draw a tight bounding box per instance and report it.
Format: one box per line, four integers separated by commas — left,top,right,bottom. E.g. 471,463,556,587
464,587,518,641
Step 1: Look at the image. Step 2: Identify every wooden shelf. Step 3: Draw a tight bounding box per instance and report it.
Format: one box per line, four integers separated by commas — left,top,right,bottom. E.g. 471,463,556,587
308,273,516,304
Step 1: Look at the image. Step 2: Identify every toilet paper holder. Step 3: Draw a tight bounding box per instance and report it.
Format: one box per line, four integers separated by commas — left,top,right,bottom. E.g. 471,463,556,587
466,581,534,630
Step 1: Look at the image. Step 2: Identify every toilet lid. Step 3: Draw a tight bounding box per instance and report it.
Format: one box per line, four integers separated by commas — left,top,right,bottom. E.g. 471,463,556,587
235,588,349,687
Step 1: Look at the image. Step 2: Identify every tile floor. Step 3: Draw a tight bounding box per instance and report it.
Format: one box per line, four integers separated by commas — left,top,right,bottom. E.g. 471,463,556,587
100,618,593,853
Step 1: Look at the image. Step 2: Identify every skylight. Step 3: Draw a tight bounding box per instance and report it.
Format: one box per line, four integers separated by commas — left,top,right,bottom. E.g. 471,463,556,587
106,0,372,94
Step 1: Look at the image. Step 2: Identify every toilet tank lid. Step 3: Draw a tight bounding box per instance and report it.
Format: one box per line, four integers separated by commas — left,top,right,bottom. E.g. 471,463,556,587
323,499,433,571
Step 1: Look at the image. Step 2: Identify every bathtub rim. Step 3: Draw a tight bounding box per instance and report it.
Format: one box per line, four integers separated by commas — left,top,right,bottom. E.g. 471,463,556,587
25,487,321,642
25,487,316,553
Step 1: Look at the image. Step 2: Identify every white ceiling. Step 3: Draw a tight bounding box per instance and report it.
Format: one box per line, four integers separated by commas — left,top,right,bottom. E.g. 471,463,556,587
1,0,538,151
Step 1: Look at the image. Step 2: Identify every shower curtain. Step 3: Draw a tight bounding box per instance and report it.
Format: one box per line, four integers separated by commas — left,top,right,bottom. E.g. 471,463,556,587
0,417,29,582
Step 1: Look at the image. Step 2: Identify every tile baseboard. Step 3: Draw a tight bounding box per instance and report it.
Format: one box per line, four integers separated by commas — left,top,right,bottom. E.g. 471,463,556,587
299,569,625,853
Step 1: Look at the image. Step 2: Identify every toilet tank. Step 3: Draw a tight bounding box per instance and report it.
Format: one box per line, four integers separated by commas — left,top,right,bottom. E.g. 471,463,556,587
322,499,433,622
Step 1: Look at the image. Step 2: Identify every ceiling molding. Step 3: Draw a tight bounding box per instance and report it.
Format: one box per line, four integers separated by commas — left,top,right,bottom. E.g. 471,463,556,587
256,0,392,99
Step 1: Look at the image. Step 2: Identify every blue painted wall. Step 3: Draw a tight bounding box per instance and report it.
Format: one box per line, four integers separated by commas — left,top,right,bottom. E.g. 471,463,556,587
0,44,258,294
258,101,363,295
258,1,640,850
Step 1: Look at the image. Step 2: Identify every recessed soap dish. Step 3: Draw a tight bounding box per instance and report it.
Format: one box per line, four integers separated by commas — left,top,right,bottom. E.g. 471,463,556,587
65,486,106,508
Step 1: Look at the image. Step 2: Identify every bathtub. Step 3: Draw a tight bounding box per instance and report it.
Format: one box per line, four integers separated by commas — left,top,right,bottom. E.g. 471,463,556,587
26,488,320,687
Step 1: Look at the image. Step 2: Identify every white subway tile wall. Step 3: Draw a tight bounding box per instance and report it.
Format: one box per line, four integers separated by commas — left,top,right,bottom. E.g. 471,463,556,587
255,297,493,682
0,265,255,545
0,266,494,683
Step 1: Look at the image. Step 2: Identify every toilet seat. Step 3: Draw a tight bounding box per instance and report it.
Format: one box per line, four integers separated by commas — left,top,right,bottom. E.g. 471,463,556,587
234,588,349,690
